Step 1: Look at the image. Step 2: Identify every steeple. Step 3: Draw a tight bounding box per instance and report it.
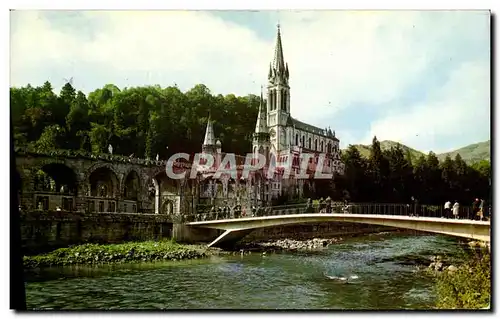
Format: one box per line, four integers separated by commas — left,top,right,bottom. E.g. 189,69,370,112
253,86,270,158
272,24,286,75
265,24,291,154
203,113,215,146
255,86,268,133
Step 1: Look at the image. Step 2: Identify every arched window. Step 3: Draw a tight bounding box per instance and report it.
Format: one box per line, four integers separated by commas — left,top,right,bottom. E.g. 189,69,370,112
301,136,305,147
295,134,299,145
320,141,324,152
308,138,311,149
314,139,318,150
328,142,332,153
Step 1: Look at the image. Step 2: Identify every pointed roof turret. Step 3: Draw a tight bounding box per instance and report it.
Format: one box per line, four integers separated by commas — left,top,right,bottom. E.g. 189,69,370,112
272,24,286,75
254,86,268,133
203,112,216,146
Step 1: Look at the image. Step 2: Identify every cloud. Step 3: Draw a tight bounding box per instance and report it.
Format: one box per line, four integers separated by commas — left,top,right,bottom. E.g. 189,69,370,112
10,10,490,152
364,60,490,153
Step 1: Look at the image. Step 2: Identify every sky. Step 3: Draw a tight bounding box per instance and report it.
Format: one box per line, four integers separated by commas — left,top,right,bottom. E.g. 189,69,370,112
9,10,491,153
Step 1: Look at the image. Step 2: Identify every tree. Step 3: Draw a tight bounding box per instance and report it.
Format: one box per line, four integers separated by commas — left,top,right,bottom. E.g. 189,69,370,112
66,91,90,150
385,144,412,202
366,136,389,201
426,152,443,203
340,145,368,202
440,155,455,201
35,124,65,151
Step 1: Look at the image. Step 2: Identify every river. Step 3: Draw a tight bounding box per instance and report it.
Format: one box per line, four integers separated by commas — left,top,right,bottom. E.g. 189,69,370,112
24,233,467,310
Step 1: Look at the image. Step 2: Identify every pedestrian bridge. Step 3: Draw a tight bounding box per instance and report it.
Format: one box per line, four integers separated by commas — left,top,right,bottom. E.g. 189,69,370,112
186,213,490,248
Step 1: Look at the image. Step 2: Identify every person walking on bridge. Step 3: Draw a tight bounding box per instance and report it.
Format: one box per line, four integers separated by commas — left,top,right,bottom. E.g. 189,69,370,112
410,196,419,217
444,200,452,218
472,198,480,220
479,199,485,221
452,200,460,219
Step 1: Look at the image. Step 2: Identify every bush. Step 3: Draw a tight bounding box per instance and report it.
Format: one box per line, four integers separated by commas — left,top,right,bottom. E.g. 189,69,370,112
435,251,490,309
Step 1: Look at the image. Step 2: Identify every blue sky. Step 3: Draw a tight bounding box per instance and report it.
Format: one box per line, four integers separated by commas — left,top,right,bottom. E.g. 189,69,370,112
10,10,490,153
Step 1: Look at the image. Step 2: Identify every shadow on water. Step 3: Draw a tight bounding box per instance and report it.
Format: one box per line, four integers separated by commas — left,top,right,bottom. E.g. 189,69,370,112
24,233,464,310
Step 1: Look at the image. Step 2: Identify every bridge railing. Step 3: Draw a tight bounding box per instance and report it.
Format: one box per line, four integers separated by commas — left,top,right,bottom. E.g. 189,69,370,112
181,203,485,223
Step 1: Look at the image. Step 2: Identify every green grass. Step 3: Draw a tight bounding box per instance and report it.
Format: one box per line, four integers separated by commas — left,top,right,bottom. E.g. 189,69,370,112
23,240,209,269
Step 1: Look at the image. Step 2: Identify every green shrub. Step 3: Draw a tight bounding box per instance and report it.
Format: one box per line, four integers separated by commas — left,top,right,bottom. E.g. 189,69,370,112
435,251,490,309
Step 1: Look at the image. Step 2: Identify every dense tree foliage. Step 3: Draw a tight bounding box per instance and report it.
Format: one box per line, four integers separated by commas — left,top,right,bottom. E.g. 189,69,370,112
11,82,491,205
337,137,491,205
11,82,260,159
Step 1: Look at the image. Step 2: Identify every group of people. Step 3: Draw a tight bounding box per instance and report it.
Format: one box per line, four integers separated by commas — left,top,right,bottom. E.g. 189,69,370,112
444,198,489,221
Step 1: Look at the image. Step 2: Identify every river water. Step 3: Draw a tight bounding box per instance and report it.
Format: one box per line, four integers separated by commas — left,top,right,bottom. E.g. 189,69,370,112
24,233,467,310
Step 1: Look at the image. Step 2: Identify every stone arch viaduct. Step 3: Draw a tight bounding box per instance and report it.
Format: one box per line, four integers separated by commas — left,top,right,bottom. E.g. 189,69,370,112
14,150,196,215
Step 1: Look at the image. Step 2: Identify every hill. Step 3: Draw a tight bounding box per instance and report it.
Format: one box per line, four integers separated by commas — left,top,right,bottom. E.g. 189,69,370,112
343,140,490,164
345,140,425,161
436,140,490,163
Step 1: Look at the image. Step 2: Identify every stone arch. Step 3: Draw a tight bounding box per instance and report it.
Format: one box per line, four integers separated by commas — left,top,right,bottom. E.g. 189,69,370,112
321,141,324,152
122,169,141,201
328,142,332,154
152,170,181,214
315,139,318,151
87,164,120,198
161,198,174,215
33,162,79,195
295,133,299,146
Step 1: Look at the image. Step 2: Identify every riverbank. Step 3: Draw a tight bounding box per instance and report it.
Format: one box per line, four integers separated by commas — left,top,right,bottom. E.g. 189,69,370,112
419,242,491,309
435,250,490,309
23,240,226,269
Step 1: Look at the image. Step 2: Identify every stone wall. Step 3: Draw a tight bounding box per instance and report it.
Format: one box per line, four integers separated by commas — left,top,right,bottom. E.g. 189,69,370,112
171,224,223,244
241,222,396,243
20,211,174,254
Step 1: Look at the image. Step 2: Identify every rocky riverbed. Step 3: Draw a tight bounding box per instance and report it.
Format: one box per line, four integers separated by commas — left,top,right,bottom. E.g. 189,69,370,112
235,237,344,252
424,240,489,274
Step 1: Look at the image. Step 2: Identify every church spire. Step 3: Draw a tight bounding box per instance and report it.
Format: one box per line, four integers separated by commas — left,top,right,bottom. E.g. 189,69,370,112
272,24,286,75
254,86,268,133
203,112,215,146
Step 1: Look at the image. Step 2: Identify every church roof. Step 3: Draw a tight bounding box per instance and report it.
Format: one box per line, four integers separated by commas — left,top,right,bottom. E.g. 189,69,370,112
291,117,339,141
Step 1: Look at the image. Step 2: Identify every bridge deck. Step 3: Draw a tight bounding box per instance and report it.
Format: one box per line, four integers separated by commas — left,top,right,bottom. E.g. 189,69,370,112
188,213,491,226
186,213,490,248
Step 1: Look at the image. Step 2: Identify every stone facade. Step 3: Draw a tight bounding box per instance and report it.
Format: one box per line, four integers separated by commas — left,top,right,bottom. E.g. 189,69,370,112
14,151,193,215
14,149,269,217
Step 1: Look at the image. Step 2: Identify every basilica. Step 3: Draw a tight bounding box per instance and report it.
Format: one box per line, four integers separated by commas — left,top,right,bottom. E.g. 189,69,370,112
199,25,344,206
